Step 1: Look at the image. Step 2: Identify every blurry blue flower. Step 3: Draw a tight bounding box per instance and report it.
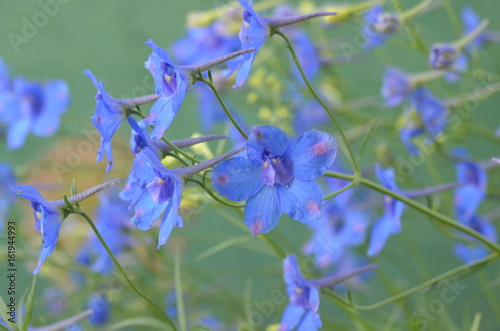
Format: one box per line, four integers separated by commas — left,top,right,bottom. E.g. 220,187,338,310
86,191,132,274
3,77,69,150
211,126,336,235
294,100,329,134
399,118,424,155
410,88,447,138
120,147,184,248
194,83,228,133
85,69,129,172
367,164,406,256
0,163,15,232
10,185,63,274
172,22,240,66
144,39,190,140
453,150,487,224
381,67,413,107
428,43,460,69
363,5,400,49
462,6,486,51
280,255,322,331
303,173,368,268
444,53,468,82
88,293,109,326
454,215,497,263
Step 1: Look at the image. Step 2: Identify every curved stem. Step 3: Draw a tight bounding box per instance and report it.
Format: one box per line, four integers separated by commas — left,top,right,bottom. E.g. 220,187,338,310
272,28,359,175
324,253,498,310
195,75,248,139
71,208,178,331
186,177,244,208
323,171,500,254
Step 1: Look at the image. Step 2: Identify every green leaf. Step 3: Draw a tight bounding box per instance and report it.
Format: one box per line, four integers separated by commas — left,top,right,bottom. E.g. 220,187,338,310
195,236,250,262
0,294,19,331
108,317,172,330
469,312,482,331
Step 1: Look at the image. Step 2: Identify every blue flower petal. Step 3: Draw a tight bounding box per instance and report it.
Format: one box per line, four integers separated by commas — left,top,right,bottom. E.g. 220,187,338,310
247,126,292,161
279,304,305,331
211,157,264,201
367,215,399,257
32,80,70,137
244,185,280,236
297,310,322,331
284,130,336,180
35,205,63,274
277,179,323,222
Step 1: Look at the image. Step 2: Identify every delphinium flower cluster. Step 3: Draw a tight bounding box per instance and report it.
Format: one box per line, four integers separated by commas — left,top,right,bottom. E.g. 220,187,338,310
2,0,500,330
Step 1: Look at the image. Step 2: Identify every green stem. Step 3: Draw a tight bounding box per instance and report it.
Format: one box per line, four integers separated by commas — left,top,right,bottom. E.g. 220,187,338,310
323,171,500,254
71,208,178,331
324,253,498,310
272,28,359,176
186,177,244,208
400,0,433,22
22,275,38,331
453,19,490,50
195,75,248,139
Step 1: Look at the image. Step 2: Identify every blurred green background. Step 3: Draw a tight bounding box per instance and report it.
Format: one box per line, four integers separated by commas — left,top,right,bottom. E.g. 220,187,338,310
1,0,500,330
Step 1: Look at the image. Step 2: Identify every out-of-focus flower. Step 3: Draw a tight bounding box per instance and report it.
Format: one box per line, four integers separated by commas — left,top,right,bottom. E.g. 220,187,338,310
2,77,69,150
211,126,336,236
303,173,368,268
410,88,447,138
279,255,376,331
88,293,109,326
453,149,487,224
428,19,489,69
363,5,401,49
454,215,497,263
367,164,406,256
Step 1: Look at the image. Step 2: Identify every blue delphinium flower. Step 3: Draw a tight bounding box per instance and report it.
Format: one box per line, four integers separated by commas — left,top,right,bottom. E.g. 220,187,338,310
428,43,460,70
303,173,368,268
11,179,121,274
0,163,15,232
367,164,406,256
453,149,487,224
229,0,334,88
454,215,497,263
410,88,447,138
120,147,184,248
4,78,69,150
144,39,191,140
10,185,64,274
211,126,336,236
85,70,159,172
294,99,329,134
88,293,109,326
363,5,401,49
381,67,413,107
121,146,244,247
399,115,425,155
280,255,322,331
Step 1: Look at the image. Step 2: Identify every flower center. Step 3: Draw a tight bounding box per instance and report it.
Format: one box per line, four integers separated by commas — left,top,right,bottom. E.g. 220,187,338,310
160,62,178,97
146,176,174,204
260,148,294,186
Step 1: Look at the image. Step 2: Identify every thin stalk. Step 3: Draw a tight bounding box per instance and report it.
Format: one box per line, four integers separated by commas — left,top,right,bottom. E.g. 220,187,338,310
71,208,177,331
272,28,359,175
195,75,248,139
